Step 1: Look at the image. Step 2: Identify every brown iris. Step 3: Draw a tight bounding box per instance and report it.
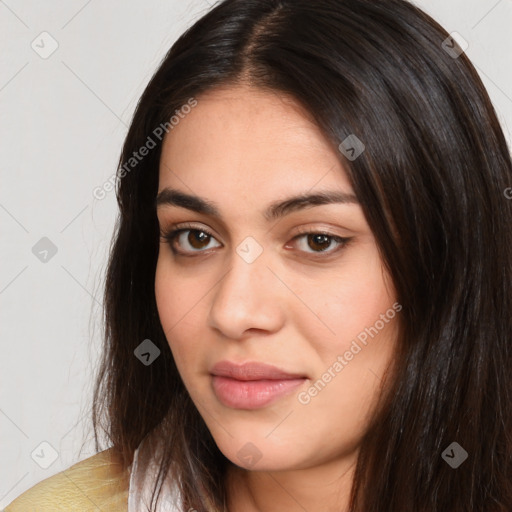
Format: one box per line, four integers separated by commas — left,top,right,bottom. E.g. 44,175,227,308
188,230,211,249
306,234,332,252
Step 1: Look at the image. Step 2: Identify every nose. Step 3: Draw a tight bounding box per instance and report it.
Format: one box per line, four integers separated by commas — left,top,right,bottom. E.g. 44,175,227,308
207,246,286,340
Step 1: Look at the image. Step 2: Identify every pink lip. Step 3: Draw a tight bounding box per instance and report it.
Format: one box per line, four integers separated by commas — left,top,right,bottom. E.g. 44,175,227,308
210,361,307,409
211,361,306,380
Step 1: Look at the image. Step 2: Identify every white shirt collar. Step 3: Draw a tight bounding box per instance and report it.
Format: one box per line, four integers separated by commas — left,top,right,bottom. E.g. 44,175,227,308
128,433,182,512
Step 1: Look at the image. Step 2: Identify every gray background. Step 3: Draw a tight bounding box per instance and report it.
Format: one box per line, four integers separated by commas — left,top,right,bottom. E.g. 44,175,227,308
1,0,511,506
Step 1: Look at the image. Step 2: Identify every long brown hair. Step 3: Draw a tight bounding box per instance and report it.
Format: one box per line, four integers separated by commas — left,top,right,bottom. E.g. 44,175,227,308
93,0,512,510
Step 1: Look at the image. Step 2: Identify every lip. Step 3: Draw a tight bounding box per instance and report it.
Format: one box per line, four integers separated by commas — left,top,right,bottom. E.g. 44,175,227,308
210,361,308,409
211,361,306,380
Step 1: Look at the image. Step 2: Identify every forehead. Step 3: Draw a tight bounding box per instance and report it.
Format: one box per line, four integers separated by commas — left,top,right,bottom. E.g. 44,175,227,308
158,84,353,202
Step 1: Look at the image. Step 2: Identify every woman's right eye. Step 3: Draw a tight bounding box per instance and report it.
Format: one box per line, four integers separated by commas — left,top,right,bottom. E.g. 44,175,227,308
161,227,222,255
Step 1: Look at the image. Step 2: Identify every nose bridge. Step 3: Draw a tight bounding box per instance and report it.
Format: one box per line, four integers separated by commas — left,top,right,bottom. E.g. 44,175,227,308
221,234,270,297
208,239,283,338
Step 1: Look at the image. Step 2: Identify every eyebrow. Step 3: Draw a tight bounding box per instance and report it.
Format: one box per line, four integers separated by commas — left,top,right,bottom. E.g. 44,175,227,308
155,187,359,222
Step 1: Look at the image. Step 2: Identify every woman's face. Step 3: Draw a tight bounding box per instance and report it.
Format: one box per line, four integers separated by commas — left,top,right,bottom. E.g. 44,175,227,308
155,84,400,473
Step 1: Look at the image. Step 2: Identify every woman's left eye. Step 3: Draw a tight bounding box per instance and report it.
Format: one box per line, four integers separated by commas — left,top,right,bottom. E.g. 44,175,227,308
160,225,352,257
290,231,352,255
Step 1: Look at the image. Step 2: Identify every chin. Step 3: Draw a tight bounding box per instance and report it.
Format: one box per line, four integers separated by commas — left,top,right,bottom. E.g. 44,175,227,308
211,430,310,471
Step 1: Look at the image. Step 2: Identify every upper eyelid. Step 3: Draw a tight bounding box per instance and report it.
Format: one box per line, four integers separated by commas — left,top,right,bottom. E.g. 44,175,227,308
161,222,346,240
162,222,217,238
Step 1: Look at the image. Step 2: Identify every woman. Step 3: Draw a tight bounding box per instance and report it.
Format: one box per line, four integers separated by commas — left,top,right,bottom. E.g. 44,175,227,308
6,0,512,510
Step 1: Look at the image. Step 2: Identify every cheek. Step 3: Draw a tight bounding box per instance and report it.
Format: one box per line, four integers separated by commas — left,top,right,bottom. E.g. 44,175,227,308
291,246,399,423
154,259,206,368
155,254,210,327
327,273,394,343
298,246,396,356
155,261,178,334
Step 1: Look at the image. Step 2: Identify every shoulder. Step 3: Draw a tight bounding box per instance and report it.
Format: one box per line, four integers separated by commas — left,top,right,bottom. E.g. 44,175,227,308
4,448,130,512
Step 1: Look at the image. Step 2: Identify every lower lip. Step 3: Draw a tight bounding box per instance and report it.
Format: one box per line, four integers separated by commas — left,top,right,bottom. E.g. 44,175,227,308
211,375,306,409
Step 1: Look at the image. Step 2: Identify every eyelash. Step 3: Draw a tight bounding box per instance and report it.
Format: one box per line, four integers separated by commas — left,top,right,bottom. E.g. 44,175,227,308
160,222,353,259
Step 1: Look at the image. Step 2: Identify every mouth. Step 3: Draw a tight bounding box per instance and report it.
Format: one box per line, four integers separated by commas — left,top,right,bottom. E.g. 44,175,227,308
210,361,308,409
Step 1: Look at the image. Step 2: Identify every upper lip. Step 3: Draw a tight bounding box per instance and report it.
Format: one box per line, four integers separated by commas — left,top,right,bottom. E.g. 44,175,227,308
210,361,306,381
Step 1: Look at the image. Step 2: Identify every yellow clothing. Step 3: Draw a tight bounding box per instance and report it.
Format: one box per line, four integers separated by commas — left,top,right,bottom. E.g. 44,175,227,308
4,448,129,511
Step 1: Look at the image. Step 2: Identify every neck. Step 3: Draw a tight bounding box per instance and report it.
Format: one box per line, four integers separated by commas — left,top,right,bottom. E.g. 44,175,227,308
225,452,357,512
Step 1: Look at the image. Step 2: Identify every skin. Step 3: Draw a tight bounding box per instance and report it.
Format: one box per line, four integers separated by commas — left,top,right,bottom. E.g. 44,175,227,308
154,84,400,511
